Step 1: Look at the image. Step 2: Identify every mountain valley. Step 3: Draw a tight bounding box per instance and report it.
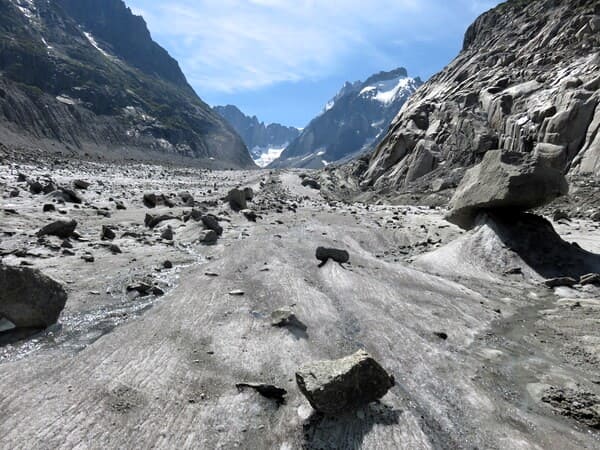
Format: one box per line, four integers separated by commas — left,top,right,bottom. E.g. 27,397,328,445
1,0,599,449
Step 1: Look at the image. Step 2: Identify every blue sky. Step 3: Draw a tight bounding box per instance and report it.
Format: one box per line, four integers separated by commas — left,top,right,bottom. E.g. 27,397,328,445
126,0,502,128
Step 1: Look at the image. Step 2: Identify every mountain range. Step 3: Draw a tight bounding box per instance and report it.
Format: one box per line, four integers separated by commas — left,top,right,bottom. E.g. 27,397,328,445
0,0,254,168
269,68,422,169
213,105,300,167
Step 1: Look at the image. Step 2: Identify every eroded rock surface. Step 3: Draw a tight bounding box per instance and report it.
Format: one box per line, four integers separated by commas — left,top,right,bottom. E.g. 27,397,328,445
325,0,600,201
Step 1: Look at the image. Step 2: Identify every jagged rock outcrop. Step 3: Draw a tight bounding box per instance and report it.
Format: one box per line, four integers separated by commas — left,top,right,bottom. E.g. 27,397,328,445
362,0,600,191
271,68,422,169
0,0,254,168
213,105,300,167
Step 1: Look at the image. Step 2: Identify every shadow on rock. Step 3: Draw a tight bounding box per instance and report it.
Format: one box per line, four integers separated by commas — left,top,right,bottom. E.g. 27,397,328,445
302,402,401,450
0,327,44,347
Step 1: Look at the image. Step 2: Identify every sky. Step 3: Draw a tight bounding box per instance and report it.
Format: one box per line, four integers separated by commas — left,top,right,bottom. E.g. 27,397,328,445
126,0,502,128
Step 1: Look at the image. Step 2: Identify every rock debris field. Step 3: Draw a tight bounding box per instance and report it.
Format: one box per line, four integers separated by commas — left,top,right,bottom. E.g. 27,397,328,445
0,157,599,449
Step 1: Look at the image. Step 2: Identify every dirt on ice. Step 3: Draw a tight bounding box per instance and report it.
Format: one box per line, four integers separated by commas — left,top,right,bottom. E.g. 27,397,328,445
0,157,599,449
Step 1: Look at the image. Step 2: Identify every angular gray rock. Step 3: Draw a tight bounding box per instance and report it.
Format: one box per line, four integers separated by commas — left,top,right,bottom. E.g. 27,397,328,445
143,193,174,209
316,247,350,264
301,178,321,190
227,188,247,211
73,180,90,190
144,214,176,229
101,225,116,241
37,219,78,239
161,226,174,241
0,264,68,328
57,188,83,204
201,215,223,236
445,150,568,230
199,230,218,245
295,350,395,415
243,187,254,201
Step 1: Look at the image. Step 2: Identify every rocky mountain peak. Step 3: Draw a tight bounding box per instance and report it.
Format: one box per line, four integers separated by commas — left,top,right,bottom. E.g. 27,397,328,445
270,67,422,169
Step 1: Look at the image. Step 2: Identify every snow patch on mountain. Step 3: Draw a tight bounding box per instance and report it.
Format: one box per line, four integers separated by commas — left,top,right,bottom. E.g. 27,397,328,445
270,67,422,169
252,146,286,167
358,76,420,105
11,0,37,23
83,31,113,59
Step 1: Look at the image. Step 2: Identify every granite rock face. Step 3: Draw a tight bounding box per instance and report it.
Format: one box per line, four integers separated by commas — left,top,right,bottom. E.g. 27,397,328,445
360,0,600,191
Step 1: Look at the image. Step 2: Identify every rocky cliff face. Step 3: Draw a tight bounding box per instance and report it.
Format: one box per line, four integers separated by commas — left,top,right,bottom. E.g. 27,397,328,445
270,68,422,169
0,0,254,168
213,105,300,167
362,0,600,191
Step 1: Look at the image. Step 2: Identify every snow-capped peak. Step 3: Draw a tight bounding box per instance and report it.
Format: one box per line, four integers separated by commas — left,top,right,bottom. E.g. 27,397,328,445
359,76,418,105
322,68,419,112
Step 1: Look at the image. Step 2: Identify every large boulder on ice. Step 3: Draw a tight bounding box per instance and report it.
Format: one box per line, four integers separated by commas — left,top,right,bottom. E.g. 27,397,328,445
0,265,68,328
296,350,395,415
446,150,568,229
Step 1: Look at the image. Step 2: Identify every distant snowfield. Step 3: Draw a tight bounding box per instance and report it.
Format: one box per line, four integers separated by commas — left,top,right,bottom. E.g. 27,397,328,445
361,77,416,104
253,146,286,167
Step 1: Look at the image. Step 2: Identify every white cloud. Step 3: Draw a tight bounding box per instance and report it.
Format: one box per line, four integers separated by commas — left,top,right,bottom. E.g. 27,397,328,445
131,0,500,93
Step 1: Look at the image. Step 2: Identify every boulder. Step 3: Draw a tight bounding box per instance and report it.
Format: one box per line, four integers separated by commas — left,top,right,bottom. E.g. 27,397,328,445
29,181,43,194
243,187,254,201
109,244,122,254
58,188,83,204
553,210,570,222
37,219,77,239
101,225,116,240
199,230,218,245
143,193,174,209
544,277,578,288
316,247,350,264
179,191,194,206
296,350,395,415
201,214,223,236
301,178,321,190
446,150,568,229
0,264,67,328
161,226,174,241
228,188,247,211
144,213,176,229
73,179,90,190
242,209,258,222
